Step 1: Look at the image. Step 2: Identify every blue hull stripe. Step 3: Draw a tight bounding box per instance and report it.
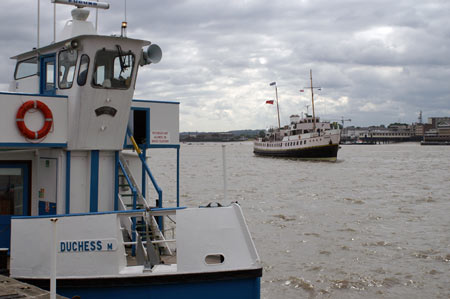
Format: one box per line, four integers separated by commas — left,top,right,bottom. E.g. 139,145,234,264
22,276,261,299
65,151,71,214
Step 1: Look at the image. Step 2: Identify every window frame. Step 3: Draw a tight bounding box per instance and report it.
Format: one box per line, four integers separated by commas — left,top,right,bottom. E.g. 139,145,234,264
77,54,90,86
91,48,135,90
14,57,38,80
58,49,78,90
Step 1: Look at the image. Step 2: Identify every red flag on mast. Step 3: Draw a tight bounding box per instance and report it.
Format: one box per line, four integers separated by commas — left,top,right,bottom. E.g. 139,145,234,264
266,100,274,104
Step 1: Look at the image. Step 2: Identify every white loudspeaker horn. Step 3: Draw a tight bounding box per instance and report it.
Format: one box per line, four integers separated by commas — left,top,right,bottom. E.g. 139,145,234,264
146,44,162,64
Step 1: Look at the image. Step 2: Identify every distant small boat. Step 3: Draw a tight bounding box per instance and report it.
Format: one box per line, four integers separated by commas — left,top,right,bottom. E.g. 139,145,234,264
254,70,341,160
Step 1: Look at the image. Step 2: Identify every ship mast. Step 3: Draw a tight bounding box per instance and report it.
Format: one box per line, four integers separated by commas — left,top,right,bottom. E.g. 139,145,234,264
310,69,316,130
275,84,281,129
270,82,281,129
301,69,321,131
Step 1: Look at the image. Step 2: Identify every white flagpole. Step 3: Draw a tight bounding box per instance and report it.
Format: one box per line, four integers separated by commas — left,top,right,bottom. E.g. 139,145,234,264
222,145,227,202
50,218,58,299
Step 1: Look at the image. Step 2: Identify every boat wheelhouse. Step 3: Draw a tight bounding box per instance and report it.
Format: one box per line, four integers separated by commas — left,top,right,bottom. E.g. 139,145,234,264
1,1,261,298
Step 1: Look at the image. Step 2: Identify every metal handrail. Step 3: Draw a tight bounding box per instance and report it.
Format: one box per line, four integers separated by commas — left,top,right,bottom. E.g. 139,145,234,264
117,160,138,255
118,159,137,196
126,128,163,207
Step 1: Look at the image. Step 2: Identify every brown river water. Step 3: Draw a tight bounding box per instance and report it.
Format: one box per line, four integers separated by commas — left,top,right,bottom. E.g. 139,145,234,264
147,142,450,298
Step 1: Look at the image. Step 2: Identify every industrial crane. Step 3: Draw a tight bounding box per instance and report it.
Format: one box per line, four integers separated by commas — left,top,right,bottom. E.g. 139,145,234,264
339,116,351,128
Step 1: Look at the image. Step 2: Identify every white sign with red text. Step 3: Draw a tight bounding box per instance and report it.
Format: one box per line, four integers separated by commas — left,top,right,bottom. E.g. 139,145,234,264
151,131,170,144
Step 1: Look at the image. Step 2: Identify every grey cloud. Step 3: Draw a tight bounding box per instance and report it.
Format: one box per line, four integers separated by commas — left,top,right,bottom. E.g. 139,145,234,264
1,0,449,131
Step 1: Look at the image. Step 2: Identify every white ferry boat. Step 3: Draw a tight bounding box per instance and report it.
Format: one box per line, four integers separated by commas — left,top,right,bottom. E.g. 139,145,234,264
254,71,340,160
1,1,261,298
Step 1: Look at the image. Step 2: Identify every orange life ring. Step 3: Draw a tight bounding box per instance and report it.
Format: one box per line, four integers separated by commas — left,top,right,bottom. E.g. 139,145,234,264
16,100,53,140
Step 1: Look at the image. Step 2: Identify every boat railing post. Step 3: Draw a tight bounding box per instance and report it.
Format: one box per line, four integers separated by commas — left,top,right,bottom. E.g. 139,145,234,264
222,145,227,202
132,191,137,256
50,218,58,299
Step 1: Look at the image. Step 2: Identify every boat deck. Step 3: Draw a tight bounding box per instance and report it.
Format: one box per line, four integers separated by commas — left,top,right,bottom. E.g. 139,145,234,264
125,247,177,266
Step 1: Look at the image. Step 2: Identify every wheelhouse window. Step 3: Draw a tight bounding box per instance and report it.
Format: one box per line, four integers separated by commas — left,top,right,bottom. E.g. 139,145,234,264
58,49,78,89
77,54,90,86
14,57,38,80
45,60,55,91
92,47,135,89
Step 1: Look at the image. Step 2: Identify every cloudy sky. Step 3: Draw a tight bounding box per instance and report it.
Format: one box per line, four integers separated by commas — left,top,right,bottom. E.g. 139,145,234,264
1,0,449,132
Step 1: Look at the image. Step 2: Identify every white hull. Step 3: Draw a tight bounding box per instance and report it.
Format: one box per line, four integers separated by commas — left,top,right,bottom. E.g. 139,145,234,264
254,129,341,159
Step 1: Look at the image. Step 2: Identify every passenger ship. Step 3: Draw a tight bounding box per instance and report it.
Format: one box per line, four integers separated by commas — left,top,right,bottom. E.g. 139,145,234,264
253,71,340,160
1,1,261,298
253,114,341,160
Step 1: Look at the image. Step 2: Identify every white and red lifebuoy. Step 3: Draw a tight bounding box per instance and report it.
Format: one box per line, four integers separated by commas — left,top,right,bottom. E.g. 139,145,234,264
16,100,53,140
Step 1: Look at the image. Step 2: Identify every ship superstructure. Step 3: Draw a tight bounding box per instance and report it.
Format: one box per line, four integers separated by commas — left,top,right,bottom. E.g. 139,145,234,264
1,1,261,298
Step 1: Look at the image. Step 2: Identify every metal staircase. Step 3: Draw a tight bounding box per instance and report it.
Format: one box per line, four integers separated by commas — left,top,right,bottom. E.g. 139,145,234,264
117,133,173,268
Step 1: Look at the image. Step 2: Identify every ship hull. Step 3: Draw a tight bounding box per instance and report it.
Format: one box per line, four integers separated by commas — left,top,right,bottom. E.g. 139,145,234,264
20,268,262,299
253,143,339,161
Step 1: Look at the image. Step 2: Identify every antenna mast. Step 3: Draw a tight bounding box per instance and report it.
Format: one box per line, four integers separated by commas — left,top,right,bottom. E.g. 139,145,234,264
37,0,40,49
95,0,98,31
121,0,127,37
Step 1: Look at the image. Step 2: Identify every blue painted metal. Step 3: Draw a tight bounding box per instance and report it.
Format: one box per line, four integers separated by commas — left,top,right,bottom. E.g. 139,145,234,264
149,207,186,212
0,142,67,148
132,99,180,105
89,150,99,212
117,158,138,256
148,144,180,149
39,54,56,96
117,160,137,195
22,164,29,216
12,209,146,220
125,128,163,227
0,91,67,98
141,147,146,200
38,201,57,215
177,146,180,207
114,151,119,211
141,158,162,204
123,144,179,150
0,216,12,249
65,151,71,214
56,277,260,299
125,128,163,202
131,191,137,257
0,162,30,249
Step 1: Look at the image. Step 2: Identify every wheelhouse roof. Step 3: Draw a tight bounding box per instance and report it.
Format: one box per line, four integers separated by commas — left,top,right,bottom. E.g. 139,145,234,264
11,35,151,60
